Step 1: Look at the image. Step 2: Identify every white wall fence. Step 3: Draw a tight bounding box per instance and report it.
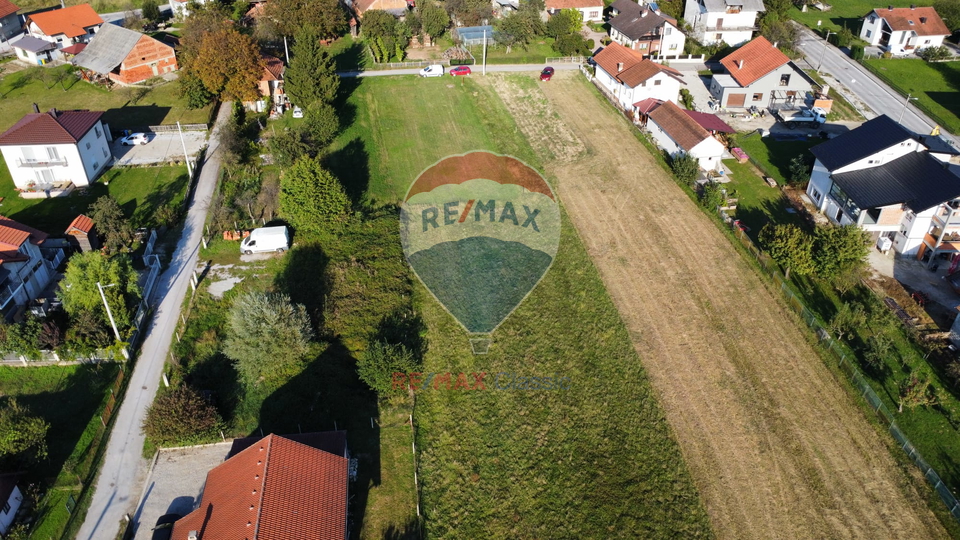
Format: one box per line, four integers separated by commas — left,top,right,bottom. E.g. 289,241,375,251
546,56,585,64
129,254,162,349
648,54,706,63
143,229,158,259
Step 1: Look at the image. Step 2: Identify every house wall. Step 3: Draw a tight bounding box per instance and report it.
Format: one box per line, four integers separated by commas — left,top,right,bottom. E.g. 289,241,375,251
576,5,603,22
112,36,178,84
0,242,58,314
0,13,20,42
860,13,884,45
0,120,110,189
915,34,946,49
833,140,918,174
647,118,721,170
28,21,99,48
683,0,759,45
893,206,936,255
595,67,681,109
13,46,51,65
0,485,21,535
661,23,685,54
715,63,809,108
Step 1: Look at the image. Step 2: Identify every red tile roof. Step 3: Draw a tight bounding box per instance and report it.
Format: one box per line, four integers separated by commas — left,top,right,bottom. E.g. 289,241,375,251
66,214,94,234
633,97,663,114
871,7,950,36
171,434,348,540
261,54,284,82
26,4,102,38
594,43,683,87
720,36,790,87
546,0,603,8
60,43,86,55
0,110,104,146
0,216,48,263
648,100,711,151
0,0,18,19
683,109,735,133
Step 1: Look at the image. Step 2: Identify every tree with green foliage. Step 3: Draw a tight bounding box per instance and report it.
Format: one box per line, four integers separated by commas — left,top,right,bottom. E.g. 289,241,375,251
918,45,951,62
264,0,347,40
142,0,161,22
285,26,340,108
787,154,811,185
190,27,263,101
494,5,544,52
669,152,698,185
420,2,450,45
0,317,43,359
812,225,869,280
89,196,134,253
546,8,582,39
303,102,340,148
554,32,588,55
142,386,222,446
357,340,420,397
0,399,48,465
270,129,311,168
445,0,492,26
935,0,960,33
898,371,938,412
178,72,215,109
224,292,313,385
759,224,814,277
59,252,140,334
280,156,351,234
828,301,866,341
699,180,725,210
363,10,409,62
850,44,865,61
864,331,895,370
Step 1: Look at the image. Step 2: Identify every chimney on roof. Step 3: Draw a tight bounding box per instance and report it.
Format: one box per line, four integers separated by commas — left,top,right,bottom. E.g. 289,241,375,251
737,59,744,69
773,41,779,48
910,4,916,9
888,5,893,11
31,103,39,114
617,62,624,72
49,108,58,119
641,9,647,16
920,16,927,23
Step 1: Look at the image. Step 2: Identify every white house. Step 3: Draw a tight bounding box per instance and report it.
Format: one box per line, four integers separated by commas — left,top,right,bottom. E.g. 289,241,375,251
23,4,102,53
0,107,111,192
545,0,603,23
608,0,685,55
806,114,960,259
683,0,764,46
710,36,812,108
0,217,64,320
169,0,217,18
859,6,950,52
647,100,725,171
594,42,685,113
10,35,56,65
0,474,22,536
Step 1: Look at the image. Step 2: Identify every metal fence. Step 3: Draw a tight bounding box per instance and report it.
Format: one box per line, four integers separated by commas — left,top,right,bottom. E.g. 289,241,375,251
545,56,586,64
145,123,208,133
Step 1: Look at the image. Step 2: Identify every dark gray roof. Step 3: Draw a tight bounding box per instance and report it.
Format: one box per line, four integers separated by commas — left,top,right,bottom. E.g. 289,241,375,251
811,115,915,171
71,23,142,74
610,0,641,15
11,35,55,53
609,6,670,40
917,133,960,156
702,0,764,11
831,151,960,212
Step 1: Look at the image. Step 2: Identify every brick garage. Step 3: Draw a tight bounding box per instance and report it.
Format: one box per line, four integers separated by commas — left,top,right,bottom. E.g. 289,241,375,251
113,35,177,84
71,23,177,85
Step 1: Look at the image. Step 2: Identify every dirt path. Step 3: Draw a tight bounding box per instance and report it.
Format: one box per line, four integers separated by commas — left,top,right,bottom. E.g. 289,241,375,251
487,72,948,539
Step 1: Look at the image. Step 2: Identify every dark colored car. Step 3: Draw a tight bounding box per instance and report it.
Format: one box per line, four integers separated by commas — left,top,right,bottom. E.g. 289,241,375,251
152,514,181,540
539,67,555,81
450,65,472,76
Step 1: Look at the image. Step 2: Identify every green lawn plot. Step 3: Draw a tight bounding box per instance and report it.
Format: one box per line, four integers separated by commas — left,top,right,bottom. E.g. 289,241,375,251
0,157,188,232
723,158,808,239
0,66,214,133
736,132,820,185
791,0,919,33
861,58,960,134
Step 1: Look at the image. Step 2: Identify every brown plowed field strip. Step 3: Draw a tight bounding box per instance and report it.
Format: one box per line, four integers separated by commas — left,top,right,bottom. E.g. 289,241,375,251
503,72,948,539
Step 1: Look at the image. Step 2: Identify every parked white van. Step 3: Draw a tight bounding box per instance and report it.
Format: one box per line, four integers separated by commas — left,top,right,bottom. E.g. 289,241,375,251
241,226,290,254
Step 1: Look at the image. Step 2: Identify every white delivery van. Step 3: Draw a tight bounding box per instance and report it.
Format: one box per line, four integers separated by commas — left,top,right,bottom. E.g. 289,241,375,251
240,226,290,254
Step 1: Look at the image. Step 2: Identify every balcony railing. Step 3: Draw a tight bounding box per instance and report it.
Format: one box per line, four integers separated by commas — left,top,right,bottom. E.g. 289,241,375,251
16,157,67,168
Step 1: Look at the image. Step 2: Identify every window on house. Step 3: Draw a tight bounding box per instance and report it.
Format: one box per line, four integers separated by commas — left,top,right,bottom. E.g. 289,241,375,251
102,148,108,158
95,126,102,138
752,93,762,101
2,502,9,514
715,33,722,41
812,188,822,201
835,208,844,222
924,39,931,44
92,161,99,170
589,10,599,17
46,147,59,161
669,43,678,50
85,142,91,150
654,80,661,85
905,210,915,221
639,42,648,49
866,30,872,38
665,27,672,35
779,74,790,86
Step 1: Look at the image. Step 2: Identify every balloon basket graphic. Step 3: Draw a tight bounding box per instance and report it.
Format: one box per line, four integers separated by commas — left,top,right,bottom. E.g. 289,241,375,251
400,152,561,353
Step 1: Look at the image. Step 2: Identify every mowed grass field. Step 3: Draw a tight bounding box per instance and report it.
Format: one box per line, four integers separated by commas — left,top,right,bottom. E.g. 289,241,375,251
861,58,960,134
336,75,712,536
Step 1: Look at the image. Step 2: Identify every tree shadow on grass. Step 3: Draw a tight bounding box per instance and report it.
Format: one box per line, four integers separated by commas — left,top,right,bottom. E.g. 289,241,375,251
273,242,330,332
383,517,421,540
186,351,243,426
323,137,370,207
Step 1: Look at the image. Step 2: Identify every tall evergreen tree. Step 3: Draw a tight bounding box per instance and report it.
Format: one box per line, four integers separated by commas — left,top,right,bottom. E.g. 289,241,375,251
285,26,340,108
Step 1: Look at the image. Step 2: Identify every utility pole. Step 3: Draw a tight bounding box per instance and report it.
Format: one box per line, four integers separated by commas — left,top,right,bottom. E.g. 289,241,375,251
177,121,192,177
482,29,487,76
898,93,918,124
97,282,121,342
817,30,834,74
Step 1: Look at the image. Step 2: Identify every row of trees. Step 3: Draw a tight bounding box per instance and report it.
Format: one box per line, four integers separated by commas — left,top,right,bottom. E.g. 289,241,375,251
759,223,869,284
494,1,589,55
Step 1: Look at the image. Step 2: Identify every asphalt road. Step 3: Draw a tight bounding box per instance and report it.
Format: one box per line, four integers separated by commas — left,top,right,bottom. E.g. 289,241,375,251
794,24,958,146
99,5,171,26
76,103,230,540
339,63,579,77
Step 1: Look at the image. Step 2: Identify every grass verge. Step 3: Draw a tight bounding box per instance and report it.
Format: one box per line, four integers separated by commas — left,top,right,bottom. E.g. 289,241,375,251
860,58,960,134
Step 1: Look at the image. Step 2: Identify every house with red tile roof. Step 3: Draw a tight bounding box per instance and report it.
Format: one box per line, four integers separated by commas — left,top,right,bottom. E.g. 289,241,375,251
860,6,950,52
65,214,99,252
24,4,103,52
709,36,812,109
245,54,287,113
593,42,685,115
0,0,20,44
546,0,603,22
0,216,63,319
0,106,111,191
646,100,725,172
608,0,684,54
346,0,410,18
170,433,350,540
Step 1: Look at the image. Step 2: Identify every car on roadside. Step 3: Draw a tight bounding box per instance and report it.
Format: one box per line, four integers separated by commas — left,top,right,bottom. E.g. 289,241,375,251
450,65,472,76
292,106,304,118
120,132,148,146
419,64,444,77
152,514,181,540
540,66,555,81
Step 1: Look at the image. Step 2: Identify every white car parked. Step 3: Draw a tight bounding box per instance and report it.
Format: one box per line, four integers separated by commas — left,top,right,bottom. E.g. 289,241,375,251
419,65,444,77
292,106,304,118
120,132,148,146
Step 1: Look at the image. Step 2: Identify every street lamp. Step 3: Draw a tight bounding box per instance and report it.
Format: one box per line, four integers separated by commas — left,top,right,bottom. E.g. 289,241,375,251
898,93,919,124
817,30,835,74
97,282,122,342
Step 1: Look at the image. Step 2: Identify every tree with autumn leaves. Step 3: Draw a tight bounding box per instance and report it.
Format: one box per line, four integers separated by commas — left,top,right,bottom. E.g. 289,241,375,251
178,7,263,106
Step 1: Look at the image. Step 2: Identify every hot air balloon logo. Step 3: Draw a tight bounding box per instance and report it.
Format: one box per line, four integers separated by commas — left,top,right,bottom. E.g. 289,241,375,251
400,152,561,352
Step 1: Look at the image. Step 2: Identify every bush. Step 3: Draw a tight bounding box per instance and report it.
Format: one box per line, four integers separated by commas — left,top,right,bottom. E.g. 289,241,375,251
224,291,313,385
917,45,951,62
679,88,694,110
882,51,892,59
357,340,421,397
787,154,812,186
851,44,864,61
669,153,698,185
699,181,725,209
586,38,595,50
142,386,222,447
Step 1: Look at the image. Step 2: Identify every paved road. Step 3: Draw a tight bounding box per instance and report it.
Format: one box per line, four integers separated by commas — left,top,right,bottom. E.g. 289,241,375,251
339,63,578,77
99,5,171,26
77,103,231,540
794,24,958,146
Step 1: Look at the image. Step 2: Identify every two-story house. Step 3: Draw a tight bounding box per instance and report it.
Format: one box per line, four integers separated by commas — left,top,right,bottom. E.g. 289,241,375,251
0,107,111,193
608,0,685,55
0,217,64,320
23,4,102,53
249,54,286,114
593,42,686,113
709,36,812,108
0,0,20,44
683,0,764,46
546,0,603,23
72,24,178,84
806,114,960,260
859,6,950,53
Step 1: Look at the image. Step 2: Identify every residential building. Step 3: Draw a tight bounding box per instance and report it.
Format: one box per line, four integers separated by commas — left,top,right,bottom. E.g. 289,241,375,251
169,0,214,18
546,0,603,23
0,107,111,191
0,474,22,536
805,114,960,259
859,6,950,52
646,100,725,171
709,36,811,108
683,109,735,135
65,214,99,252
346,0,411,18
72,24,178,85
0,217,64,320
593,42,685,114
0,0,19,44
248,54,286,113
608,0,684,55
683,0,764,46
10,35,56,65
24,4,102,52
171,432,350,540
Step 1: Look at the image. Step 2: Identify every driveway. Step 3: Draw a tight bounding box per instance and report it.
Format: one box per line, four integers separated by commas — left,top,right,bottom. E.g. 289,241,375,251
112,132,207,166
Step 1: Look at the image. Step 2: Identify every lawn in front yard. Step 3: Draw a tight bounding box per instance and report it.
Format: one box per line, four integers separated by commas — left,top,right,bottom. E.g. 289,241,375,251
736,132,820,185
723,158,808,239
0,66,214,132
791,0,916,33
861,58,960,133
0,155,188,232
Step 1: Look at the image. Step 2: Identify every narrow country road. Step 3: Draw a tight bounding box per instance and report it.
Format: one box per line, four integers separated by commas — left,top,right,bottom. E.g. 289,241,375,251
77,103,231,540
339,63,578,77
794,23,959,146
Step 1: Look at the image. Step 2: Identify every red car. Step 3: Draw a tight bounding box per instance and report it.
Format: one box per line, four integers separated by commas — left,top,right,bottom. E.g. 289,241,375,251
539,67,555,81
450,66,472,76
